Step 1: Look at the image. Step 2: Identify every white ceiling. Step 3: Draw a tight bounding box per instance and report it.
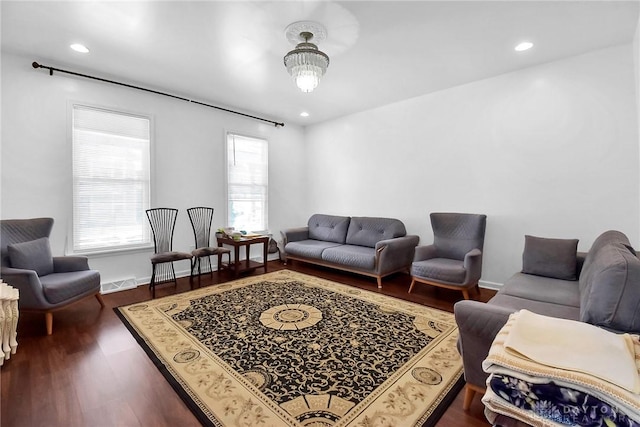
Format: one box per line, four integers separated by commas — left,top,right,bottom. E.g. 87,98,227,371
2,1,639,127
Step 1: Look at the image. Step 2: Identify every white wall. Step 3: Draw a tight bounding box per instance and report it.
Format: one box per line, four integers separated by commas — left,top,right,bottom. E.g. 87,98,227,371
304,44,640,286
3,44,639,289
1,51,307,285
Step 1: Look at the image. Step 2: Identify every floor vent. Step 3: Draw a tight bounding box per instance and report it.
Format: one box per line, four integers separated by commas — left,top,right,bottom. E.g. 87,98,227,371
101,277,138,294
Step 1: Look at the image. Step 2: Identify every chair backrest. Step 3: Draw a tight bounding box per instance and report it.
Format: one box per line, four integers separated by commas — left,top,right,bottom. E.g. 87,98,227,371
187,207,214,249
146,208,179,254
0,218,54,267
431,212,487,260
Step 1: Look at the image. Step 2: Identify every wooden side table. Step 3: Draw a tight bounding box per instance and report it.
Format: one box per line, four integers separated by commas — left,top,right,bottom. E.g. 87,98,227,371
216,235,269,277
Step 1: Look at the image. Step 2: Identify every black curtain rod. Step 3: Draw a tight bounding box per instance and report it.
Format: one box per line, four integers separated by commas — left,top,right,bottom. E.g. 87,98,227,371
32,61,285,127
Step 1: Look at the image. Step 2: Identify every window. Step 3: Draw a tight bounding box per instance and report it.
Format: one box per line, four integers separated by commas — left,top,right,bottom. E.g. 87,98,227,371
72,105,151,253
226,133,268,232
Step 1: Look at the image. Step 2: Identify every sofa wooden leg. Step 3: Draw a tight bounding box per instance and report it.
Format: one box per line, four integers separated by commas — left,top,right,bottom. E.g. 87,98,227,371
462,385,476,410
95,293,106,308
463,383,486,410
408,278,416,293
462,289,470,300
45,312,53,335
377,277,383,289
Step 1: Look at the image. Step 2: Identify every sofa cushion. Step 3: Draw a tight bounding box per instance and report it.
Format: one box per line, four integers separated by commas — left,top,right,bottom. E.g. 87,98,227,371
307,214,351,244
7,237,54,276
321,245,376,271
500,273,580,308
580,241,640,333
522,235,579,280
488,294,581,321
411,258,466,284
285,240,342,259
346,217,406,248
39,270,101,304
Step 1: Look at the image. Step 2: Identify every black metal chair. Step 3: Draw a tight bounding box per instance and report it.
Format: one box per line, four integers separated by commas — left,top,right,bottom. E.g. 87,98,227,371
187,207,231,280
146,208,193,298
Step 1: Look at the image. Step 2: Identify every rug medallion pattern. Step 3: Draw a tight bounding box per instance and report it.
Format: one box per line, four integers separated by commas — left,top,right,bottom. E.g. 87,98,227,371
116,270,462,427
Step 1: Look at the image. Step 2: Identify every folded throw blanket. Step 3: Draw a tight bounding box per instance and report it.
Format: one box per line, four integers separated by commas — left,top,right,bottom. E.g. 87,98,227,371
504,310,639,394
482,310,640,425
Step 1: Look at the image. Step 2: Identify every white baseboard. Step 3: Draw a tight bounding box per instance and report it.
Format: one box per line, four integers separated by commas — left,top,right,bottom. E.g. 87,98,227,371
479,280,503,291
101,277,138,294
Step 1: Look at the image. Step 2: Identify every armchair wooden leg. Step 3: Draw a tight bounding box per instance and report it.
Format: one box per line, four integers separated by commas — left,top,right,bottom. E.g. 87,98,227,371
95,293,106,308
462,289,471,300
45,312,53,336
408,278,416,293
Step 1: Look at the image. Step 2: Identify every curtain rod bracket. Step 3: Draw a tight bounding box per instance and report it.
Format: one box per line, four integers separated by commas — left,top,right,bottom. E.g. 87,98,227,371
31,61,285,127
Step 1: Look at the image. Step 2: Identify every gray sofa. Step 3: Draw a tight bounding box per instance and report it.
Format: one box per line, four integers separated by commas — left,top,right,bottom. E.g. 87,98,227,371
282,214,419,288
454,230,640,408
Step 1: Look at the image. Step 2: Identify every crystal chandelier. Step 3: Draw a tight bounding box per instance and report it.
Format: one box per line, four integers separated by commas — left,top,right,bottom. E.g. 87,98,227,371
283,22,330,93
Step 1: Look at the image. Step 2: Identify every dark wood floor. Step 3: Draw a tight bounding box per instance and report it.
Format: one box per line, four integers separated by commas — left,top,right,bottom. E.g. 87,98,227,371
1,261,494,427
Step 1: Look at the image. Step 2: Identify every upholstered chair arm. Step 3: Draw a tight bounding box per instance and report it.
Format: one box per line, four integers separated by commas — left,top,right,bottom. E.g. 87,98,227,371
375,235,420,274
282,227,309,245
462,248,483,285
0,266,51,309
413,244,437,262
53,256,90,272
454,300,514,389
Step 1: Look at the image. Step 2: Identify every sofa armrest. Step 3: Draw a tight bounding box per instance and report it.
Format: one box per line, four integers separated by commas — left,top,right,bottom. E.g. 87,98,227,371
454,300,515,388
375,235,420,274
282,227,309,245
463,248,483,284
0,266,51,309
413,244,437,262
53,256,90,272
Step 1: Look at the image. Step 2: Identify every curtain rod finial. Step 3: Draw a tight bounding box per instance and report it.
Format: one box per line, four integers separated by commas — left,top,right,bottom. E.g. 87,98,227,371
32,61,40,69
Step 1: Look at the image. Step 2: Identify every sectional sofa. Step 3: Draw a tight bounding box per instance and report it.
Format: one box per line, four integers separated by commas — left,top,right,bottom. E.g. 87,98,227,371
454,230,640,409
282,214,419,288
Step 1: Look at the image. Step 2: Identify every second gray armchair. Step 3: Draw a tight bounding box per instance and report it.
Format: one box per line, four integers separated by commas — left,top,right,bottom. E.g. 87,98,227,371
0,217,103,335
409,212,487,300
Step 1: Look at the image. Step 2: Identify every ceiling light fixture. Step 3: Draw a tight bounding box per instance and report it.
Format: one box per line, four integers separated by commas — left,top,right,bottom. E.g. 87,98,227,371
514,41,533,52
300,112,310,117
284,21,329,93
70,43,89,53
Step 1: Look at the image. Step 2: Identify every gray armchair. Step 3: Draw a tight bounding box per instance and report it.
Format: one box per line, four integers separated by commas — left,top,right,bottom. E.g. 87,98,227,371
409,213,487,300
0,218,103,334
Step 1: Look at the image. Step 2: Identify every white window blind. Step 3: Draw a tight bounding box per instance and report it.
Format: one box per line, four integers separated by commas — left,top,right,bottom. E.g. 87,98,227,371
226,133,268,232
72,105,151,253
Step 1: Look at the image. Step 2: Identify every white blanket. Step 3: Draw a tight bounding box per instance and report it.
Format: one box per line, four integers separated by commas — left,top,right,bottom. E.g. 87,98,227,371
504,310,640,394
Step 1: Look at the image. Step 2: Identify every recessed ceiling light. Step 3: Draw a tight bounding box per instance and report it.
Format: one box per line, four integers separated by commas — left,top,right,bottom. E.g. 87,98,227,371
514,41,533,52
70,43,89,53
300,112,310,117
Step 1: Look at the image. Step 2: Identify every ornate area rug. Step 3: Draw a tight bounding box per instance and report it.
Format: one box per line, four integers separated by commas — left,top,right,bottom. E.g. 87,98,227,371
115,270,463,426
